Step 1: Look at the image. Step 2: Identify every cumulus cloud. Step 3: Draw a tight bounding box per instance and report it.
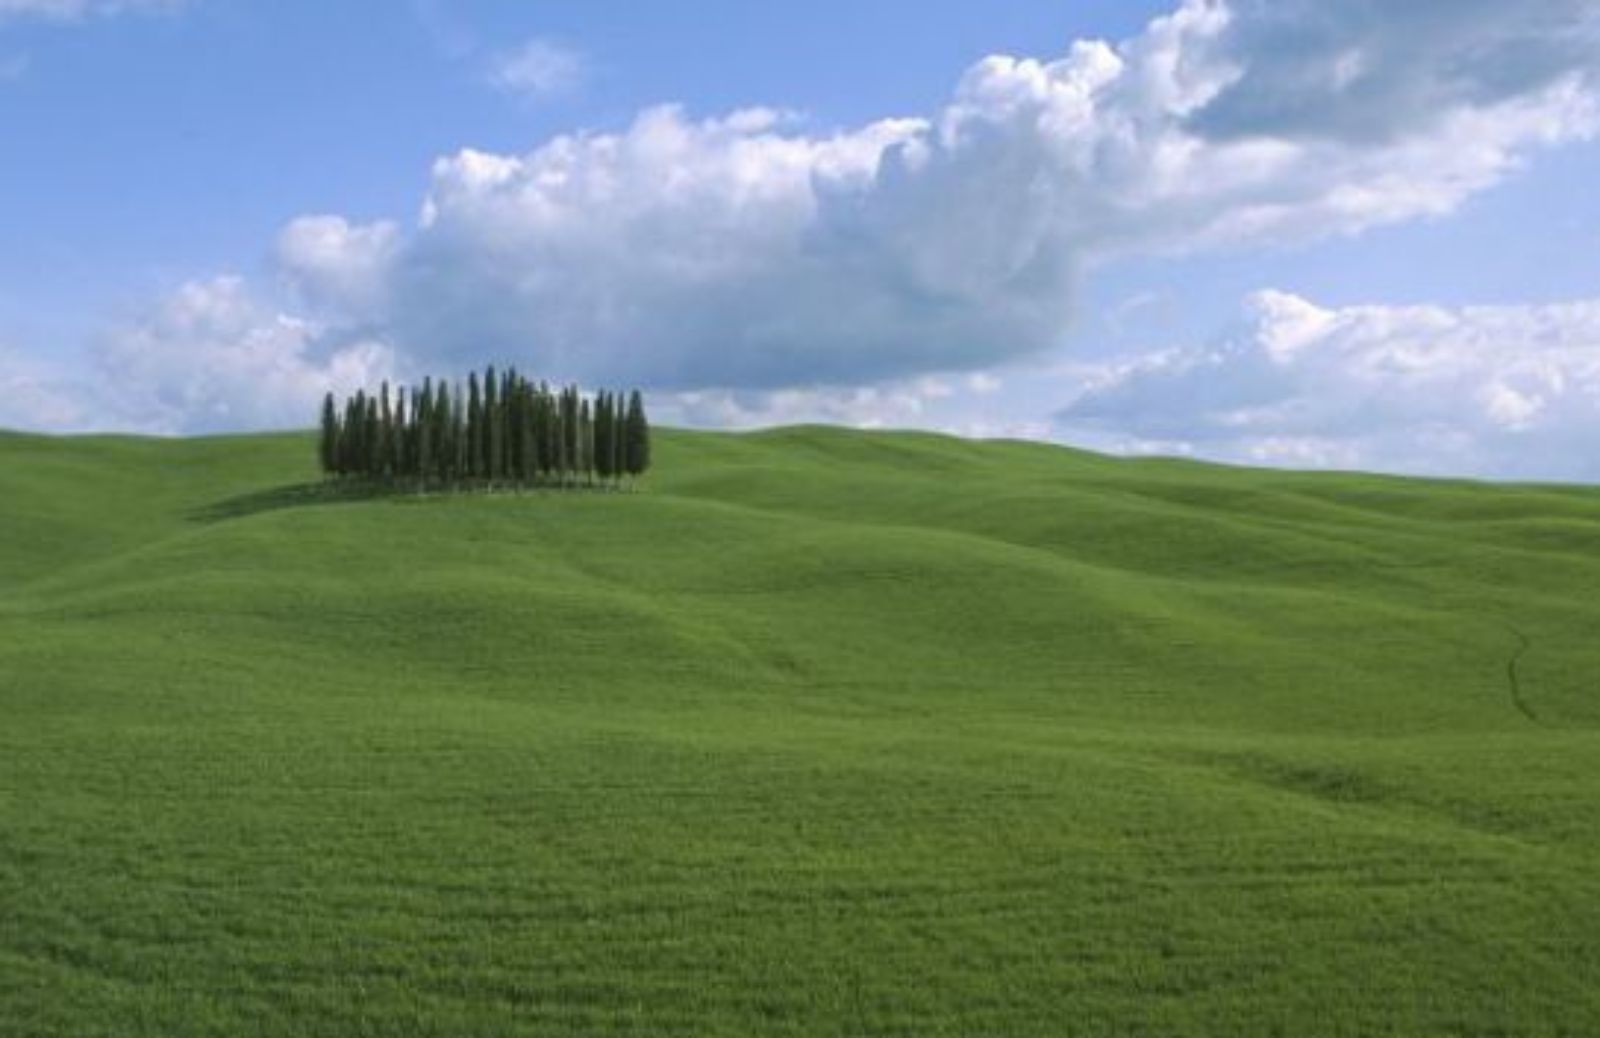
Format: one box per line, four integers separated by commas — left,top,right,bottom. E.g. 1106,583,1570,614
1188,0,1600,144
1059,290,1600,480
279,0,1599,395
95,278,395,434
277,215,401,318
488,37,586,99
15,0,1600,456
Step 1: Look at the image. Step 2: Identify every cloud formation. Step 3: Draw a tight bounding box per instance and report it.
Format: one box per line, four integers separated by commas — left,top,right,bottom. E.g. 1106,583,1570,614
96,278,394,434
1060,290,1600,480
17,0,1600,468
279,0,1598,394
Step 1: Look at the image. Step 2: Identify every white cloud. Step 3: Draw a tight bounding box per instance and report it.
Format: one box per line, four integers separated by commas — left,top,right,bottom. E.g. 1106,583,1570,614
489,38,586,100
277,215,400,318
657,374,1048,442
95,277,396,435
279,0,1599,398
12,0,1600,459
1059,290,1600,480
0,343,87,430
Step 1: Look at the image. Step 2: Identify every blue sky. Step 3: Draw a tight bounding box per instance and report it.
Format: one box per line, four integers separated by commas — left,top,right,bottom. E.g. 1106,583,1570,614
2,0,1599,480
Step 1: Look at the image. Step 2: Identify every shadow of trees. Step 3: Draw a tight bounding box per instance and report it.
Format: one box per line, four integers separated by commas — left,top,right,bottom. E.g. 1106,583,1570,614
188,481,409,523
190,480,630,523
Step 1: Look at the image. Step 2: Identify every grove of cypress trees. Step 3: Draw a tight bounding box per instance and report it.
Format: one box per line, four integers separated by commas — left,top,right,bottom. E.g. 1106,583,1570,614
319,370,650,492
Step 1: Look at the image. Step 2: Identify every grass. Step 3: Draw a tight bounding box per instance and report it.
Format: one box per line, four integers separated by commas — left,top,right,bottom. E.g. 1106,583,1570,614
2,424,1598,1036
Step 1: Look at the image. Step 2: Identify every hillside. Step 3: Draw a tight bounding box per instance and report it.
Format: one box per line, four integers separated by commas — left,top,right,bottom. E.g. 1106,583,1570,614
2,425,1598,1036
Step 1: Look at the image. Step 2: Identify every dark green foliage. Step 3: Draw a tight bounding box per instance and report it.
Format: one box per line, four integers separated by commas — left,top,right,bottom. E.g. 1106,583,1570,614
466,373,483,481
416,379,434,480
317,392,339,475
484,365,502,484
318,366,649,491
560,386,577,486
624,389,651,483
594,391,614,484
609,390,625,483
578,398,593,485
389,387,406,477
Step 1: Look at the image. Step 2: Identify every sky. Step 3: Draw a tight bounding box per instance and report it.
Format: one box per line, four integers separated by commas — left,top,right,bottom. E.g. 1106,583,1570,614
2,0,1599,481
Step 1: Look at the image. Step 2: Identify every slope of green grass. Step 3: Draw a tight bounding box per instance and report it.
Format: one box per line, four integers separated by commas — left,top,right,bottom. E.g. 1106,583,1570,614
2,425,1598,1036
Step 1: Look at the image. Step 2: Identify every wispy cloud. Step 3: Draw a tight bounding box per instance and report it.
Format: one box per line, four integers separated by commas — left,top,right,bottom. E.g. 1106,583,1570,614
0,0,187,24
409,0,475,60
488,37,586,100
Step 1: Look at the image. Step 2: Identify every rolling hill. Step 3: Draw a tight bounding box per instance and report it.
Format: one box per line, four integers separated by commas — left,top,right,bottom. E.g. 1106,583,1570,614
2,425,1598,1036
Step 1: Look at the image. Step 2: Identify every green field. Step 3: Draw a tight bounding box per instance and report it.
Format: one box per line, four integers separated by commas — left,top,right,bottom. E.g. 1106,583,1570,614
2,425,1598,1036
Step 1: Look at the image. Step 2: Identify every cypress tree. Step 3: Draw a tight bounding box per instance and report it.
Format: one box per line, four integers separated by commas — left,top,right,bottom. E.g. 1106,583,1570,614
578,397,594,486
516,381,536,486
467,373,483,483
391,386,408,477
561,385,578,486
377,382,393,480
452,383,468,484
624,389,651,485
594,391,612,485
319,392,340,477
432,379,453,485
501,368,516,482
608,390,624,486
539,383,558,483
348,391,368,477
504,374,520,484
417,379,434,487
363,393,376,477
485,365,502,485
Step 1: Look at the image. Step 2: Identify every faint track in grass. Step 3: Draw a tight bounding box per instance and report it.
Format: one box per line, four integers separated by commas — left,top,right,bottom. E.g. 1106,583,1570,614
1504,624,1539,725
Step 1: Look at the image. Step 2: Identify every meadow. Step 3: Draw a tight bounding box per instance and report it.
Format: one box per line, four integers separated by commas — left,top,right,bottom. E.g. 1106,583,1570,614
1,425,1597,1036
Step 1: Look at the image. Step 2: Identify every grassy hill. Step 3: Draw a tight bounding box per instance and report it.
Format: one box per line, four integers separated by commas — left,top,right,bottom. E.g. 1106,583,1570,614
2,425,1598,1036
